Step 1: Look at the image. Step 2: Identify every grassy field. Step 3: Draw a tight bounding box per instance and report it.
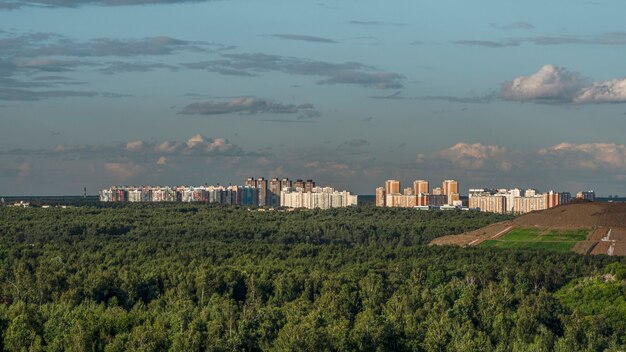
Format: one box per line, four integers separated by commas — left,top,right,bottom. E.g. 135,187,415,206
480,227,590,253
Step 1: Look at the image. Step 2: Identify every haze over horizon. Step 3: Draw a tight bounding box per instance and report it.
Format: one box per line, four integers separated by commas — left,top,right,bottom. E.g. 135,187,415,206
1,0,626,196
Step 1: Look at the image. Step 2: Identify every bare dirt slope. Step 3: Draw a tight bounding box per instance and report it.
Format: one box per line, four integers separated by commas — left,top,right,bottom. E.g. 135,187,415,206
512,202,626,228
430,221,512,247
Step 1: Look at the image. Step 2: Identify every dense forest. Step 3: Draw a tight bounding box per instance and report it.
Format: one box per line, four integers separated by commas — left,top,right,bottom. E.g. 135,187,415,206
0,205,625,351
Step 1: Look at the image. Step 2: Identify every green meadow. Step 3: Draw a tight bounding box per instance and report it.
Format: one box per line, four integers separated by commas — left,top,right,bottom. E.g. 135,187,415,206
481,227,589,253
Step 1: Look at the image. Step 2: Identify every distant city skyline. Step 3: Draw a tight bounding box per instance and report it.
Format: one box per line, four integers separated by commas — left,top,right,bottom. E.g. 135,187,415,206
375,177,599,214
97,179,357,210
2,0,626,196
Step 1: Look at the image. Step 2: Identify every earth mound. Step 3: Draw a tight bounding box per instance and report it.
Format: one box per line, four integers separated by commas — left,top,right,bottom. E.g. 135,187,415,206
430,202,626,255
513,202,626,228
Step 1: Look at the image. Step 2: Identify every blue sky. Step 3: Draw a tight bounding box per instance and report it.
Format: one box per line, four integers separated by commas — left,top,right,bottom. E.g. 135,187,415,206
1,0,626,195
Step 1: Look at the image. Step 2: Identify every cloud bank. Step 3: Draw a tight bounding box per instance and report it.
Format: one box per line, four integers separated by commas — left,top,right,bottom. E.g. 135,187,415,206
0,0,216,10
501,64,626,104
271,34,336,43
4,139,626,193
1,33,221,59
539,143,626,170
183,52,404,89
0,87,97,101
130,134,247,156
450,142,626,172
0,32,226,75
180,97,319,117
0,134,259,183
454,32,626,47
3,134,252,159
0,31,227,100
437,143,514,171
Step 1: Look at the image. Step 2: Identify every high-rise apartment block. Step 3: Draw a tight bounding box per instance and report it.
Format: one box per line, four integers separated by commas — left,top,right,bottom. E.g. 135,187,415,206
280,178,292,191
305,180,315,193
468,189,507,214
281,187,357,209
413,180,429,196
385,180,400,195
376,178,460,208
468,188,572,214
550,191,572,207
241,186,258,206
442,180,458,195
99,176,331,209
442,180,460,205
245,177,257,188
576,191,595,201
269,178,281,207
375,187,386,207
257,177,268,206
293,179,304,191
386,193,417,207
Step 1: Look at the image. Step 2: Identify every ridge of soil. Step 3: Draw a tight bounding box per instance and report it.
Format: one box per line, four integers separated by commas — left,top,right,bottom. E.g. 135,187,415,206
512,202,626,228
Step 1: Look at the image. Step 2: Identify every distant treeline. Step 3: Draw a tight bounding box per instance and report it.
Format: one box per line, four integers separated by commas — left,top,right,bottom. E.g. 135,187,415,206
0,205,624,351
1,196,100,207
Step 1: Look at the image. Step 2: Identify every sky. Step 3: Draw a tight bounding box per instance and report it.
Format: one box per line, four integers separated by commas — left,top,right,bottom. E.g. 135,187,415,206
1,0,626,196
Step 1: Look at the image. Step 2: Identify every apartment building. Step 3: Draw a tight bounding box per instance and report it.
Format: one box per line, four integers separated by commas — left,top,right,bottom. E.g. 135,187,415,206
281,186,357,209
376,178,461,208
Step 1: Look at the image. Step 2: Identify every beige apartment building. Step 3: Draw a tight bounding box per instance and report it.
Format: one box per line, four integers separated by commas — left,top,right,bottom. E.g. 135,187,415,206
376,179,460,208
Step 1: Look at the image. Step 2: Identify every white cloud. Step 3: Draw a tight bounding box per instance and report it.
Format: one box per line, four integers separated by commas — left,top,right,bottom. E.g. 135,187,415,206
47,135,248,158
501,64,584,102
155,141,179,154
104,162,144,180
126,140,145,151
438,143,513,171
574,78,626,103
436,142,626,172
501,65,626,104
539,142,626,169
169,134,245,156
19,137,252,179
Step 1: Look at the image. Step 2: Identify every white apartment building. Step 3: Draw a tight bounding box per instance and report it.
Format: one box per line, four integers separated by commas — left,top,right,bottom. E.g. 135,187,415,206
281,186,357,209
469,187,572,214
